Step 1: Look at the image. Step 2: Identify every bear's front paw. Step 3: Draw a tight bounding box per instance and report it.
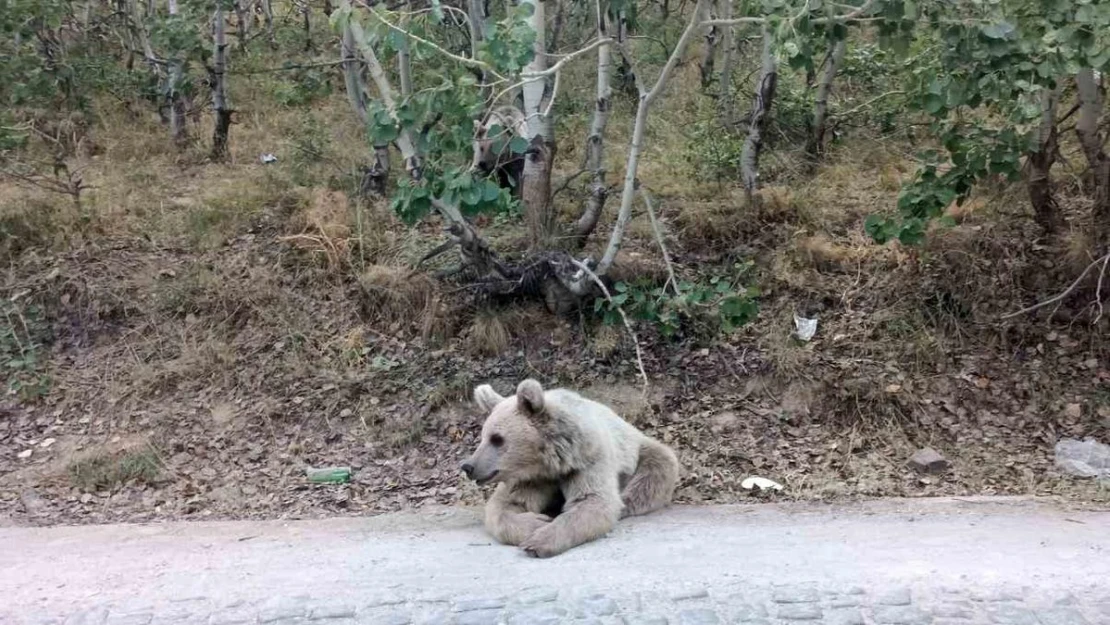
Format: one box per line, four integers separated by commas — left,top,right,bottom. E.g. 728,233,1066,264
513,511,552,539
519,524,561,558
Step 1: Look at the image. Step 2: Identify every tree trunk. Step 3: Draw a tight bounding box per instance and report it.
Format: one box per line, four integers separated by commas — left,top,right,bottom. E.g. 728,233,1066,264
302,2,313,52
520,0,556,247
342,24,390,196
261,0,276,48
740,24,777,203
1076,69,1110,249
806,38,845,161
573,16,612,247
595,0,706,278
716,0,736,126
167,0,188,147
232,0,249,45
1025,84,1062,234
698,0,719,91
346,16,499,273
613,8,635,96
211,4,231,160
397,0,413,99
467,0,490,103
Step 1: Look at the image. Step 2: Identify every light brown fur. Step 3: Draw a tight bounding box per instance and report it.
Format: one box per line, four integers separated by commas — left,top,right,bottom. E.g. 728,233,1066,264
461,379,680,558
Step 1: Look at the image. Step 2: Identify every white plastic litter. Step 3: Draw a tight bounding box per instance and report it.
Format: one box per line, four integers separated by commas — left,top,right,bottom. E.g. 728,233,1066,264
260,153,278,164
793,314,818,342
1055,438,1110,480
741,476,784,491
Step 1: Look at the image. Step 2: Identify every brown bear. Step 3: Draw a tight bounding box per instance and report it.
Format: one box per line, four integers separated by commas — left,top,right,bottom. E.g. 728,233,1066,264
460,379,680,558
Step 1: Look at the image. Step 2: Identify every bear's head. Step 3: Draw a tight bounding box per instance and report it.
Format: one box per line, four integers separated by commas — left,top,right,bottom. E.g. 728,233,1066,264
460,379,551,485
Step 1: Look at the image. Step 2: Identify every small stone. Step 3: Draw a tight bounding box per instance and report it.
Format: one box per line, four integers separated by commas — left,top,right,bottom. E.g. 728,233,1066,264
65,607,109,625
985,604,1040,625
772,586,820,604
876,588,912,606
364,611,412,625
725,600,767,621
677,609,719,625
1035,607,1090,625
106,614,152,625
908,448,949,474
17,449,32,459
259,602,306,623
829,596,862,608
933,603,973,618
776,604,823,621
454,610,499,625
506,605,566,625
81,493,95,504
670,589,709,601
453,598,504,613
40,437,57,448
872,606,930,625
339,408,353,418
576,594,618,617
516,589,558,605
825,608,864,625
208,608,257,625
308,603,357,620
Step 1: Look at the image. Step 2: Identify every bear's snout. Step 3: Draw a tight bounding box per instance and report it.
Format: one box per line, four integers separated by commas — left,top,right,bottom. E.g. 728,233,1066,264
460,461,475,478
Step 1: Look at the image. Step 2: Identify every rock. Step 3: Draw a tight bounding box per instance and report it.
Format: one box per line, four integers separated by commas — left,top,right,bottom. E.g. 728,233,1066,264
17,449,32,459
908,448,949,475
1055,438,1110,479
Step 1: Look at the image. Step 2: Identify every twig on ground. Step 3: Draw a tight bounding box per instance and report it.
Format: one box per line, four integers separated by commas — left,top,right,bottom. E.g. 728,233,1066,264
1000,252,1110,320
569,258,649,391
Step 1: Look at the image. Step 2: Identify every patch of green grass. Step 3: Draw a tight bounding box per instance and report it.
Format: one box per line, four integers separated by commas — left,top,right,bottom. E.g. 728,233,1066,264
68,446,163,492
1,297,52,400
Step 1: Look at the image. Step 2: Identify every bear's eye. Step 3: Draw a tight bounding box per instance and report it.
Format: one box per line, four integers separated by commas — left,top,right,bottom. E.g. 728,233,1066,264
489,434,504,448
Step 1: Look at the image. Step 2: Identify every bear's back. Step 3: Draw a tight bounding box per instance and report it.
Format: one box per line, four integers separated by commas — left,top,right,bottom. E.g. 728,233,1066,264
546,389,646,473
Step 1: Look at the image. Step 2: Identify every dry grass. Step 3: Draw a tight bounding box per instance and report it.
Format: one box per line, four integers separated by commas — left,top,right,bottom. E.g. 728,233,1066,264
465,309,512,356
357,264,440,334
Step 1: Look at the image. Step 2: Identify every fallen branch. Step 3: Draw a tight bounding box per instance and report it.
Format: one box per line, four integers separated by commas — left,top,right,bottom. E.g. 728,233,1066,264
569,258,649,392
1001,252,1110,320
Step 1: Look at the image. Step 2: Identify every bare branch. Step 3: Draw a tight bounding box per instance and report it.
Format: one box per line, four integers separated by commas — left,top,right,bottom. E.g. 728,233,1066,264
1000,252,1110,320
569,259,649,391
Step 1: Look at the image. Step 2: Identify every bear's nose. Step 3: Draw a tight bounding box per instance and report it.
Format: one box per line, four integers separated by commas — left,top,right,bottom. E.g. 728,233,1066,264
460,462,474,477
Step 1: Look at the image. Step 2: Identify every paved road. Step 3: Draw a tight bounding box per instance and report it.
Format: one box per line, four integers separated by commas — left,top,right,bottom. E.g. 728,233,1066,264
1,497,1108,624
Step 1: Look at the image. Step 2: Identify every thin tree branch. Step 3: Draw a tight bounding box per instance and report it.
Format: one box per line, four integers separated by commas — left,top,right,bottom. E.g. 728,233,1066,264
569,258,649,391
1000,252,1110,320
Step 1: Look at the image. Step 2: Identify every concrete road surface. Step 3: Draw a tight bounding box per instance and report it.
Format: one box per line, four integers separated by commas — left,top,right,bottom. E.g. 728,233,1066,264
1,497,1108,624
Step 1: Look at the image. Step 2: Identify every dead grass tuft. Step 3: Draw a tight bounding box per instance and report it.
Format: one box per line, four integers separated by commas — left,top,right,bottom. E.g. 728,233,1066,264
590,323,622,360
281,187,352,272
357,264,440,332
465,309,512,357
794,234,865,272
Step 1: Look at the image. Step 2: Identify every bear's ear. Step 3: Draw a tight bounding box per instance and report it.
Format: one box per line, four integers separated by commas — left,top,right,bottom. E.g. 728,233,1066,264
516,379,545,415
473,384,505,413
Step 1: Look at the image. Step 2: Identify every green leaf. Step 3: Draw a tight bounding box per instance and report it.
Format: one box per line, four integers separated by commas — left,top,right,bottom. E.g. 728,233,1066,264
981,21,1015,40
509,136,529,154
483,180,501,202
